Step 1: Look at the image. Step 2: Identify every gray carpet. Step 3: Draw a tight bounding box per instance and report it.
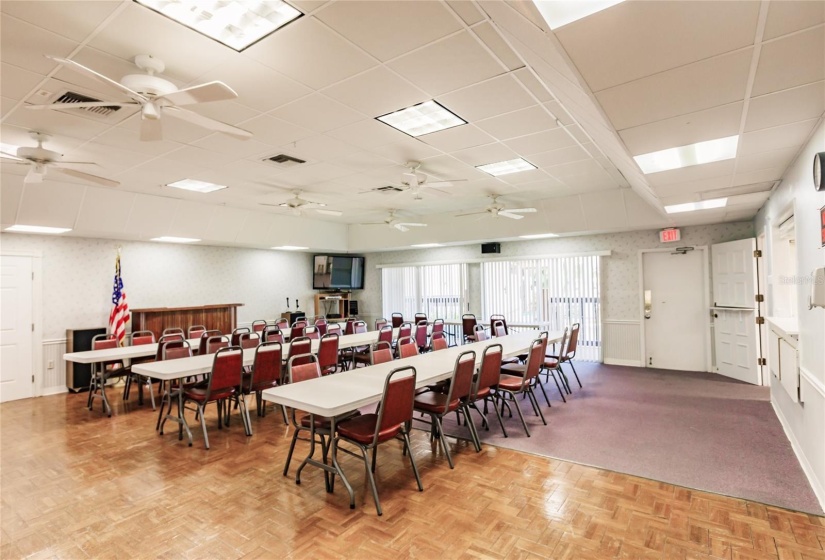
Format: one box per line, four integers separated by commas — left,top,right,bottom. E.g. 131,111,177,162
437,362,823,515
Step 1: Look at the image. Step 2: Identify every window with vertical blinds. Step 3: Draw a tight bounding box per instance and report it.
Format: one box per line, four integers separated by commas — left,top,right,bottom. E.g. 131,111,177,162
382,264,467,322
481,256,601,361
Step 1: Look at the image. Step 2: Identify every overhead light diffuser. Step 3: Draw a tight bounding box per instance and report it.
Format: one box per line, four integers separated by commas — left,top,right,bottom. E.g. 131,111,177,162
151,236,201,243
377,100,465,137
477,158,537,176
411,243,443,248
134,0,302,51
5,224,71,234
519,233,558,239
534,0,625,29
272,245,309,250
664,198,727,214
634,136,739,175
0,142,21,156
166,179,228,193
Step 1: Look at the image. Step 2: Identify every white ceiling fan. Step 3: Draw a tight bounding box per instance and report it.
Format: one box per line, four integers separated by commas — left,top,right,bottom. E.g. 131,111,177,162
27,55,252,142
457,195,537,220
0,131,119,187
259,190,342,216
364,161,467,200
359,210,427,232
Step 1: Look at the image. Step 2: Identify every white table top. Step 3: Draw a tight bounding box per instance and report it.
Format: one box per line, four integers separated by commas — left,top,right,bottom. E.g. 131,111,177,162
262,330,562,417
63,338,203,364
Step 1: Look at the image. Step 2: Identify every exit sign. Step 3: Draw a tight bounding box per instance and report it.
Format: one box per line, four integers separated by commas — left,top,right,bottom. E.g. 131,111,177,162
659,228,681,243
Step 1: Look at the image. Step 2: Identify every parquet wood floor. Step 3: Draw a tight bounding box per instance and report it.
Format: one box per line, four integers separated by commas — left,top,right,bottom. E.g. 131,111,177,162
1,390,823,559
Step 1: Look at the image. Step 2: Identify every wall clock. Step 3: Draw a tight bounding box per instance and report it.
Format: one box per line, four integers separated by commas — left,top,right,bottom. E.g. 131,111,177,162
815,151,825,191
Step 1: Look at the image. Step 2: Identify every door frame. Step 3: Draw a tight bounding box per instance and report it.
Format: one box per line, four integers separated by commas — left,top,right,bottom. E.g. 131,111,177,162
638,246,712,372
1,250,43,398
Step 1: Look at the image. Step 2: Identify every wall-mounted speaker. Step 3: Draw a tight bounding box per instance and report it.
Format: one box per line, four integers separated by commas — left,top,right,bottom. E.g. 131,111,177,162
481,242,501,254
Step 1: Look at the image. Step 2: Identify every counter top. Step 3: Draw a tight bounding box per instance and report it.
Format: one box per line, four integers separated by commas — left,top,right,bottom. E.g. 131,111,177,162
767,317,799,338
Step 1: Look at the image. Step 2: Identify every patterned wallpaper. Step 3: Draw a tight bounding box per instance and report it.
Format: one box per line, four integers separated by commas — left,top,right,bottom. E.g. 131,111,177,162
0,233,315,339
356,222,755,321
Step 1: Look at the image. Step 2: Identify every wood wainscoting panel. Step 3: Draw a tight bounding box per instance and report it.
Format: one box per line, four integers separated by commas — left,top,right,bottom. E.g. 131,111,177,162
132,303,242,338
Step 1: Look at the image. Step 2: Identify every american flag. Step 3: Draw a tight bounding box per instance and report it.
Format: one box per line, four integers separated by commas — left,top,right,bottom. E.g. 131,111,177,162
109,251,130,346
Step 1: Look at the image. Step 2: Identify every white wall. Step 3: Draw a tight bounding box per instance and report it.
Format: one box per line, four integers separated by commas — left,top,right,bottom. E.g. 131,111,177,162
755,120,825,508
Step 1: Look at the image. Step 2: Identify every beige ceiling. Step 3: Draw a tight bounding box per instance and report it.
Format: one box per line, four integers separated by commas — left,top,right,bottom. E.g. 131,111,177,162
1,0,822,251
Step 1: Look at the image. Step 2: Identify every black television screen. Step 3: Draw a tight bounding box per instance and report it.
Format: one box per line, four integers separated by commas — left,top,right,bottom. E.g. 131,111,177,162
313,255,365,290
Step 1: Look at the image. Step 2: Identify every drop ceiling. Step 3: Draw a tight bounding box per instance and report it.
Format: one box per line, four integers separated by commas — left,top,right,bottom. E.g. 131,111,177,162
1,0,822,251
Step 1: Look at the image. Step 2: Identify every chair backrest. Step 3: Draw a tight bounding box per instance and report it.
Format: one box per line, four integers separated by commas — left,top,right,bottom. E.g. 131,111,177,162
430,331,448,351
490,315,509,335
377,324,394,345
548,328,569,361
398,322,412,340
473,324,488,342
443,350,476,408
397,336,418,359
373,366,417,441
205,334,230,354
251,320,268,333
290,323,306,339
522,337,546,384
187,325,206,339
370,341,394,365
163,327,184,338
231,327,250,346
326,323,342,336
197,330,222,355
250,341,282,391
414,323,428,348
288,354,321,384
161,340,192,361
375,318,388,331
566,323,580,359
287,336,313,366
462,314,477,339
344,319,356,335
491,320,507,338
304,325,321,340
353,320,367,334
130,330,155,346
275,318,290,331
314,318,328,336
391,313,404,328
92,335,118,369
238,332,260,350
318,334,339,371
414,313,427,324
474,343,503,398
206,346,243,398
432,319,444,334
156,333,185,360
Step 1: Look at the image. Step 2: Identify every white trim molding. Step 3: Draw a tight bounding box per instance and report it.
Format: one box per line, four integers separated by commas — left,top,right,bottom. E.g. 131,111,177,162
800,367,825,402
376,250,612,269
772,400,825,512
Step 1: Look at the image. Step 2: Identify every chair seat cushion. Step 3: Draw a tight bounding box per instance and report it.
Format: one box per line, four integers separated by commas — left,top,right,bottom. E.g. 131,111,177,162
501,356,520,364
414,391,459,413
184,387,235,402
497,374,524,391
501,363,527,376
300,414,332,429
337,413,403,445
543,358,560,368
475,386,492,399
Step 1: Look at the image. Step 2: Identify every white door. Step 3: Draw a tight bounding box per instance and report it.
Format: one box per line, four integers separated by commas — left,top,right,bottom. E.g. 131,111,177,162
711,239,761,384
0,256,34,402
643,250,707,371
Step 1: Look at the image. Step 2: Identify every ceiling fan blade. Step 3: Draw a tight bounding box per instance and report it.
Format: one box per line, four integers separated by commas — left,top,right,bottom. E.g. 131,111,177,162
498,211,525,220
456,211,487,217
52,166,119,188
47,56,148,102
396,222,427,227
157,81,238,106
140,117,163,141
358,222,386,226
401,171,419,185
506,208,537,213
56,161,98,165
164,106,252,139
315,209,342,216
425,179,467,188
1,152,27,162
394,224,410,232
26,101,136,111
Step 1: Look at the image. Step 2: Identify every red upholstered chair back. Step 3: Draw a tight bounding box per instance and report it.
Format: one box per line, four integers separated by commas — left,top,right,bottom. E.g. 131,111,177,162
93,335,119,370
206,335,230,355
288,355,321,384
314,318,328,336
262,326,284,344
290,323,306,340
187,325,206,339
565,323,580,359
287,336,313,366
156,334,185,360
130,331,155,346
304,326,321,340
398,323,412,340
377,324,393,345
473,324,488,341
445,351,476,404
375,318,388,331
375,366,417,438
251,320,267,333
344,319,356,335
251,342,282,391
391,313,404,328
163,327,184,338
207,346,243,398
432,319,444,334
524,338,546,382
462,314,477,340
475,343,502,397
354,320,367,334
318,334,339,372
231,327,250,346
370,341,393,365
491,320,506,338
197,330,221,355
397,336,418,359
414,323,428,348
162,340,192,361
414,313,427,324
490,315,509,335
275,318,289,331
430,331,448,351
238,332,260,349
326,323,342,336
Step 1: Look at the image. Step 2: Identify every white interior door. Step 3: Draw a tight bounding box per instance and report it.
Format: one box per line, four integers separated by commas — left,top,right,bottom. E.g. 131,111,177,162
643,250,707,372
0,256,34,402
711,238,760,385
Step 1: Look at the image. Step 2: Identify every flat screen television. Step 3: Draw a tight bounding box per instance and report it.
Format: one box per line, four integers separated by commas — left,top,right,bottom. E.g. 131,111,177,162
313,255,365,290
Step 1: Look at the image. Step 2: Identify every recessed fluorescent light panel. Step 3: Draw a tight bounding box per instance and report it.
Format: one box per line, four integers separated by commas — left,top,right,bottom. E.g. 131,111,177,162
134,0,302,51
166,179,228,193
411,243,444,248
376,100,465,137
1,142,20,156
5,224,71,234
151,236,201,243
634,136,739,175
534,0,625,29
664,198,727,214
519,233,558,239
476,158,537,177
273,245,308,251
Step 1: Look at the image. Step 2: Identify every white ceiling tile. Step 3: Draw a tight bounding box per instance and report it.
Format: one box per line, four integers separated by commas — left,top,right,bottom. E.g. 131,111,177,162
264,162,352,187
368,136,443,165
191,132,273,159
446,0,485,26
0,175,23,225
735,146,799,175
529,145,591,168
205,206,248,242
651,174,734,199
596,48,752,130
322,66,429,117
418,124,495,153
315,1,461,62
0,15,78,75
646,159,736,188
167,201,218,239
452,142,519,167
547,159,603,179
555,0,759,92
74,187,134,234
158,145,239,171
290,0,328,14
236,114,314,148
244,16,376,90
561,169,620,193
752,26,825,97
475,105,558,140
699,181,774,200
17,181,85,227
564,125,590,143
1,96,17,119
624,190,668,228
93,126,183,156
619,102,744,156
580,189,627,230
270,93,364,133
5,102,111,142
512,67,553,103
327,151,396,174
472,21,522,71
234,211,273,246
1,63,45,102
2,1,121,42
124,194,176,238
498,168,551,186
744,81,825,132
763,1,825,41
437,74,534,122
282,134,362,162
388,31,504,97
725,191,771,208
732,167,785,187
503,127,575,155
739,119,819,156
543,100,575,126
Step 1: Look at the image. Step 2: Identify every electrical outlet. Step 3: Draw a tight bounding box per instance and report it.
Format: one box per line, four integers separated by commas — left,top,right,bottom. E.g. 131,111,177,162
47,360,55,369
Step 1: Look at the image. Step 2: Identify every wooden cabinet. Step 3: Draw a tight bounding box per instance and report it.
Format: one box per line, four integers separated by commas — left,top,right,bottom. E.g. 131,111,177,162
314,293,351,319
767,317,800,403
132,304,243,339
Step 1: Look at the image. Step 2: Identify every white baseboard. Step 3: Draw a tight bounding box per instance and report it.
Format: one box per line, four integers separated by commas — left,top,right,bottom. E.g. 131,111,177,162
771,400,825,512
604,358,643,367
41,386,68,397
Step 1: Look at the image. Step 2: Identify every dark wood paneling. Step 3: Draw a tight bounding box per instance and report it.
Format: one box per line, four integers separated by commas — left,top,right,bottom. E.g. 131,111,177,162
132,304,242,339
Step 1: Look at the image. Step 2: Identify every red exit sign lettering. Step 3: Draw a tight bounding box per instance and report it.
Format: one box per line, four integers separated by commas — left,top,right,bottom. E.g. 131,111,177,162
659,228,681,243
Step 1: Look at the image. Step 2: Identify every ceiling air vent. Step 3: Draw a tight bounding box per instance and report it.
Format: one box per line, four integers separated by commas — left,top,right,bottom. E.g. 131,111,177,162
375,186,404,193
45,88,135,124
262,154,306,168
53,91,122,118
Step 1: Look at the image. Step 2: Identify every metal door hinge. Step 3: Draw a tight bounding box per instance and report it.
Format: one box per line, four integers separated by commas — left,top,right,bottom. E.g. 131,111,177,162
754,249,762,258
758,357,767,366
756,316,765,325
31,272,34,280
755,294,764,303
31,375,34,382
31,323,34,332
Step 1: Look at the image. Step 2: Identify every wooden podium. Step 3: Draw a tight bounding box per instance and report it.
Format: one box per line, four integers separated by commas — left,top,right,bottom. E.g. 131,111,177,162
132,303,243,339
314,293,351,318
